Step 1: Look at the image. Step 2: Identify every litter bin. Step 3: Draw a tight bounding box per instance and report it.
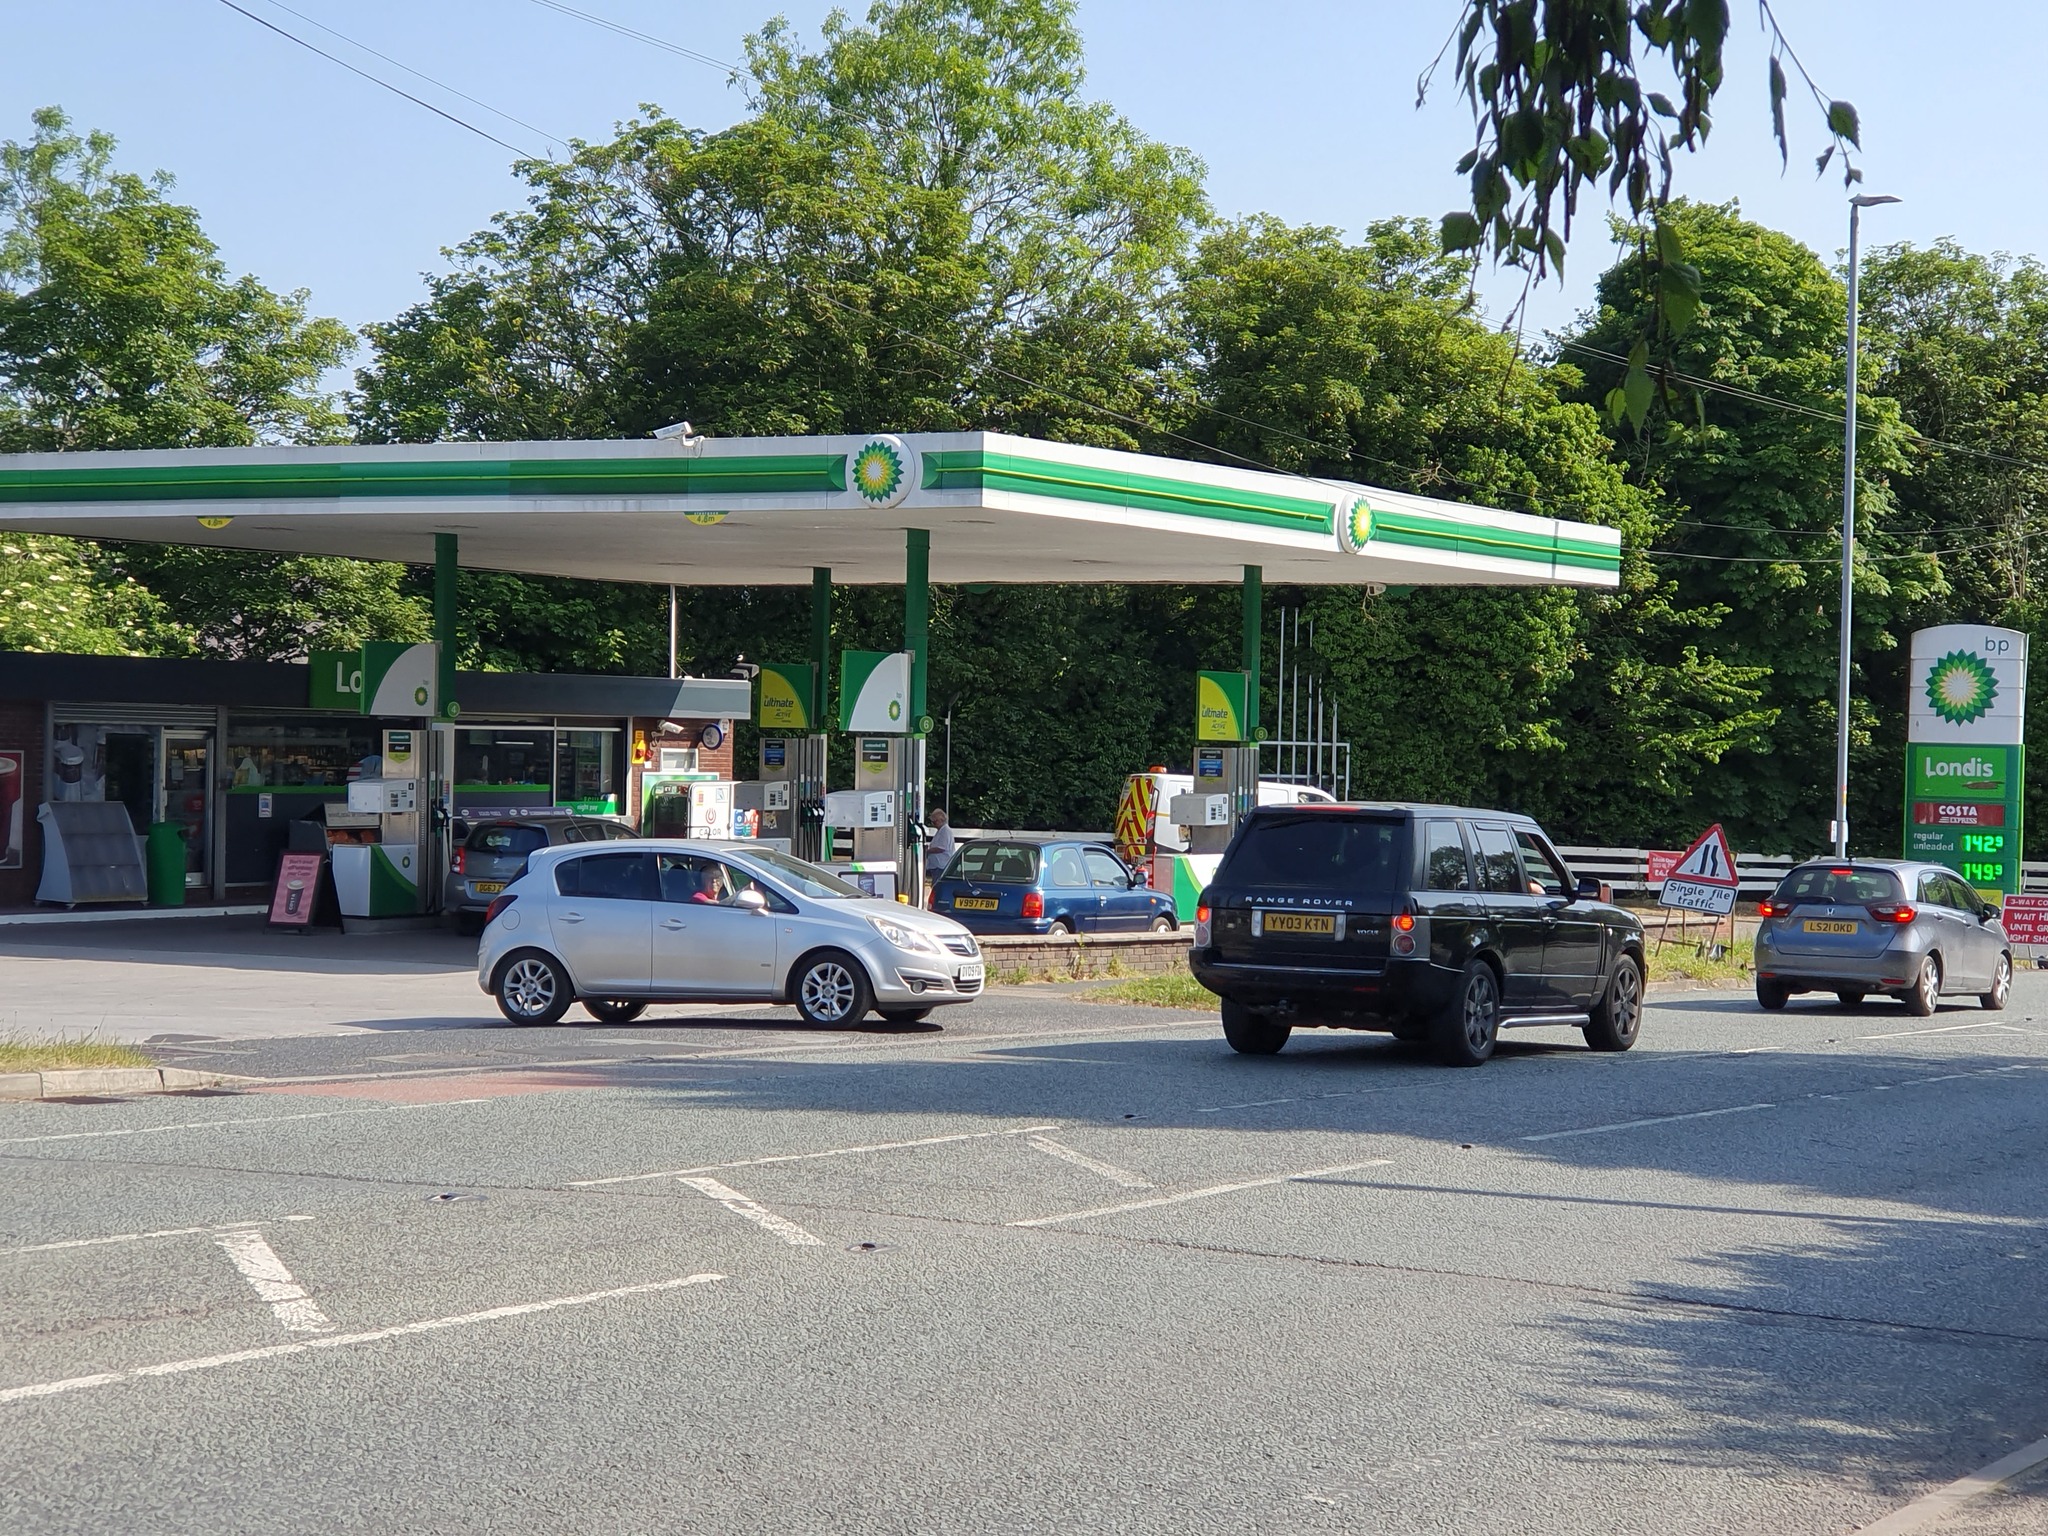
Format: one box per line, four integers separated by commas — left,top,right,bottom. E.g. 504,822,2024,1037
145,822,188,907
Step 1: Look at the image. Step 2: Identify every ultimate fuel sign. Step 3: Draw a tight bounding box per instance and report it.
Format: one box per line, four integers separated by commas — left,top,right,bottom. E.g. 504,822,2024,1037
1903,625,2028,896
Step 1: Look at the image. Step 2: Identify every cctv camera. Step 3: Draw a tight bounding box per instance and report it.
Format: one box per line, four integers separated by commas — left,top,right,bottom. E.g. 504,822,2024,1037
1362,583,1387,598
650,420,697,441
657,720,688,737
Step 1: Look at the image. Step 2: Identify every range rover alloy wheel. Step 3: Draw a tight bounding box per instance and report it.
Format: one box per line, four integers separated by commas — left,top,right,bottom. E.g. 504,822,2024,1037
1433,960,1500,1067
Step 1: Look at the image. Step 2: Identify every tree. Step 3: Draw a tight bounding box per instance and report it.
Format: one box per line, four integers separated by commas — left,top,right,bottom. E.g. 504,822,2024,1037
355,0,1205,448
0,107,351,451
1858,242,2048,853
0,107,423,658
1562,200,1941,851
1179,215,1766,841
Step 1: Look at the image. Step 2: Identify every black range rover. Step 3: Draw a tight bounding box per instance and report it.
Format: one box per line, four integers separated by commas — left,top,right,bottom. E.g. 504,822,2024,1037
1188,803,1647,1066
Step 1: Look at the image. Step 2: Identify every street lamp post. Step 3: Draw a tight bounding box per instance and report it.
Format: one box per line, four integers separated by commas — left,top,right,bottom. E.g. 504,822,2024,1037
1833,192,1902,858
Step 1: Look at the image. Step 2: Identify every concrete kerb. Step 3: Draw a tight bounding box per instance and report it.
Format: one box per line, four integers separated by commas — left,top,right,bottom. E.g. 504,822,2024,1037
0,1067,259,1101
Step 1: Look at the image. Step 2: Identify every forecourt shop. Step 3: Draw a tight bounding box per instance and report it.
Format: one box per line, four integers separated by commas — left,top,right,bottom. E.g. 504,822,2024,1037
0,430,1622,910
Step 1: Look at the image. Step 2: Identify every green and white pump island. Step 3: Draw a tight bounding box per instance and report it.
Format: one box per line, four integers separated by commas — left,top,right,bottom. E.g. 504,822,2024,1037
0,429,1624,906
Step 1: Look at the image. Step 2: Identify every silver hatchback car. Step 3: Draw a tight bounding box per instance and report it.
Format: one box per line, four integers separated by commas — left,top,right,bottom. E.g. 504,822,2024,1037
1753,859,2012,1015
476,839,984,1027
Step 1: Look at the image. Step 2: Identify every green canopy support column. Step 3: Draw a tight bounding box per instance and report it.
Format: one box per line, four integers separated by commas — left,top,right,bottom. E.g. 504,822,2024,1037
434,533,459,719
904,530,931,903
810,566,832,723
1242,564,1262,738
800,567,832,864
906,530,930,726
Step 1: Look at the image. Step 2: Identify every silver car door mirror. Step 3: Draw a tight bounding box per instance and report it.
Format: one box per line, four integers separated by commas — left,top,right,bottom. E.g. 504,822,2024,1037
736,888,769,913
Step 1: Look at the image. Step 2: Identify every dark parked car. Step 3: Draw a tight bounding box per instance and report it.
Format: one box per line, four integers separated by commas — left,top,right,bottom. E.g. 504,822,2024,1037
1188,803,1646,1066
930,837,1177,935
446,814,637,933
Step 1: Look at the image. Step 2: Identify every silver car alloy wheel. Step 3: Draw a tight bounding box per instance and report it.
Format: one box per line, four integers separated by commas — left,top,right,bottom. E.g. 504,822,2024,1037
504,957,557,1018
1990,954,2012,1006
801,960,858,1023
1464,966,1500,1053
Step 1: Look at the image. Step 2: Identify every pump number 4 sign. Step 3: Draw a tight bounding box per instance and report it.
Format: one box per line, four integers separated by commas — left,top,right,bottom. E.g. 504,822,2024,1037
1659,823,1740,916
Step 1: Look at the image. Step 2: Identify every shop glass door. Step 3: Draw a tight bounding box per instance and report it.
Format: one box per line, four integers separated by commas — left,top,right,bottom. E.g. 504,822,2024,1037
161,731,212,889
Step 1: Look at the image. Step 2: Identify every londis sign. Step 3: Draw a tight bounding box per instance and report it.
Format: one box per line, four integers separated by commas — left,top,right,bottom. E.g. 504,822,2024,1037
1903,625,2028,897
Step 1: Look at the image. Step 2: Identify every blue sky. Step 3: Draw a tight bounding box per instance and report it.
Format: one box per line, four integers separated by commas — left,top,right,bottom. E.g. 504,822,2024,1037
6,1,2038,361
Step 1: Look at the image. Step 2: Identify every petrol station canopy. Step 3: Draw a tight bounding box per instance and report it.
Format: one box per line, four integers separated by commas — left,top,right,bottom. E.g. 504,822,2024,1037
0,431,1622,589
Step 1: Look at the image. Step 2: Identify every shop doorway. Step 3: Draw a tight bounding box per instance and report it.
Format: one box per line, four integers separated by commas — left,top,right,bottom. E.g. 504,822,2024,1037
161,731,212,889
99,730,155,842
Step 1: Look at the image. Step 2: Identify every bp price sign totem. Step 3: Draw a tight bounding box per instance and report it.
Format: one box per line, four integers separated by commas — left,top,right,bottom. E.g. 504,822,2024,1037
1904,625,2028,898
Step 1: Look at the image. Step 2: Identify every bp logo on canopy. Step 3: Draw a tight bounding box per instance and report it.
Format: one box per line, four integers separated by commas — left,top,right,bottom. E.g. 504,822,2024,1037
847,435,918,509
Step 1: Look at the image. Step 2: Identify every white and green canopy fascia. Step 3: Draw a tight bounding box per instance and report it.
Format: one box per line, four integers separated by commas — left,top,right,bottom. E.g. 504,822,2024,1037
0,431,1621,589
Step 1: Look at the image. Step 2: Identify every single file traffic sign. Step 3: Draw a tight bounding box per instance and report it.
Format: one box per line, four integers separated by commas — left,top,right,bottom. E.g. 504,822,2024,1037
1659,823,1739,916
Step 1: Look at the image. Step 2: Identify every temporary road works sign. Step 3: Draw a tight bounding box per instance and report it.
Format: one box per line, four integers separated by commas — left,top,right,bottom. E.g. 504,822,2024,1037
1659,823,1739,917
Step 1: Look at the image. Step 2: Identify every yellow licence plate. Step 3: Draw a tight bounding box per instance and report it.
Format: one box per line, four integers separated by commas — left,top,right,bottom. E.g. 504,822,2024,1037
953,896,999,911
1802,919,1858,934
1263,911,1336,936
471,881,506,895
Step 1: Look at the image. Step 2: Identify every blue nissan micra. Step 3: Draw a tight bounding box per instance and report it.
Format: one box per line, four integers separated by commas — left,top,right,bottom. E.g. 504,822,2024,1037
931,837,1178,935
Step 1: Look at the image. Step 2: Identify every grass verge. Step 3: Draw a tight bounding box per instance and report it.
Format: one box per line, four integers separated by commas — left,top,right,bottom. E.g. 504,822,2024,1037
1084,973,1218,1010
1648,946,1754,988
0,1036,155,1073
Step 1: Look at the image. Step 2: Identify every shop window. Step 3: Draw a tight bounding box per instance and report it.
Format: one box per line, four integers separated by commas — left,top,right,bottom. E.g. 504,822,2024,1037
456,728,554,791
555,729,619,811
227,719,381,790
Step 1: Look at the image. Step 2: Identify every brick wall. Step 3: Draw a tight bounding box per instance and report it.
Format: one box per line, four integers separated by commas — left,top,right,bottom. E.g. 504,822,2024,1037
0,703,43,907
624,717,737,829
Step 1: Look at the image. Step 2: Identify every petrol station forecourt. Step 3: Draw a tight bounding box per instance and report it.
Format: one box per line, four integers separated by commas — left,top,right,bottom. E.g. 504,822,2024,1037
0,428,1622,899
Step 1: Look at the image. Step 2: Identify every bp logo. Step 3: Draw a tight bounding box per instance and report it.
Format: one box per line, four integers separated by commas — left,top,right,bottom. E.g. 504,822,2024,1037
413,685,430,708
887,699,902,722
848,435,916,509
1925,650,1998,725
1335,495,1375,554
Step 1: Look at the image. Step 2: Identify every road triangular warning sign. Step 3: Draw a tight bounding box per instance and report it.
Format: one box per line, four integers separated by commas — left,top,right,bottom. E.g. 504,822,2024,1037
1668,823,1738,887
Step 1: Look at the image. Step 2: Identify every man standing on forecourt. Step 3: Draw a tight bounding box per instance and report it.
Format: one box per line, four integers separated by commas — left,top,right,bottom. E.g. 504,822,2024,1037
924,807,956,884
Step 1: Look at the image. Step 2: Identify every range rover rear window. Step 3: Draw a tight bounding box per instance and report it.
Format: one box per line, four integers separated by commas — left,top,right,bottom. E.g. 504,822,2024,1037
1224,813,1407,893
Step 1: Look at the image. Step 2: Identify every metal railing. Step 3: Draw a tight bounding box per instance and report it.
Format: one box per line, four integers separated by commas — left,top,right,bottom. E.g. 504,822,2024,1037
1559,846,2048,900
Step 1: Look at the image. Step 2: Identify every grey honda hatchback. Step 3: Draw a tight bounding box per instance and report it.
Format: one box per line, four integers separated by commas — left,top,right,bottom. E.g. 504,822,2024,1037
1753,859,2012,1014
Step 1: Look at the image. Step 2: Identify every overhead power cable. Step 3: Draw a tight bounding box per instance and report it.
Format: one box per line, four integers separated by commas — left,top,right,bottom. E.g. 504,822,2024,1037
253,0,569,152
525,0,750,78
1558,338,2048,478
213,0,541,158
236,2,2027,574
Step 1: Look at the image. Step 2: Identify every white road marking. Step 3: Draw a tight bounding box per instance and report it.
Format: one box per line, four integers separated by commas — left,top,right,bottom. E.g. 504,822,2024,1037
1025,1135,1153,1188
1519,1102,1777,1143
1853,1433,2048,1534
0,1098,490,1146
1010,1157,1394,1228
678,1177,824,1246
569,1122,1060,1187
0,1274,724,1407
214,1228,333,1333
1860,1021,2022,1040
2,1214,313,1258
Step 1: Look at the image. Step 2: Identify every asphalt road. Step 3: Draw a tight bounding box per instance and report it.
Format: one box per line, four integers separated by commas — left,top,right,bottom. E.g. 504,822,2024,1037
4,941,2048,1534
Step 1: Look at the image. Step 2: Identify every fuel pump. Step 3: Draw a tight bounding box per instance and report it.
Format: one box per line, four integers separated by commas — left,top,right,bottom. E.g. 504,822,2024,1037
331,726,425,919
